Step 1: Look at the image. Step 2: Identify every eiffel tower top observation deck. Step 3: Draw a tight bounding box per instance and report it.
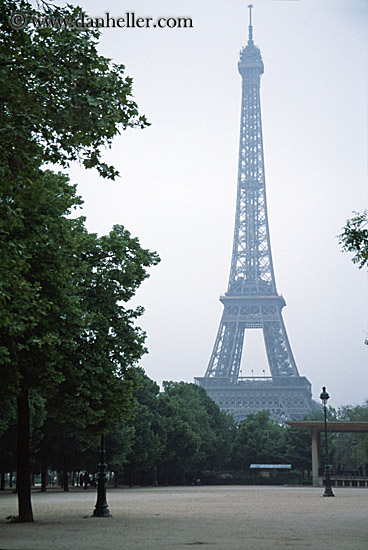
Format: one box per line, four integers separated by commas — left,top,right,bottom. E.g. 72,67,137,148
196,6,316,421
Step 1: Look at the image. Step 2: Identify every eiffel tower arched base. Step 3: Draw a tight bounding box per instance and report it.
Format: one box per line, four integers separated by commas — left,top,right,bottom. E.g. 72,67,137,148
195,376,320,424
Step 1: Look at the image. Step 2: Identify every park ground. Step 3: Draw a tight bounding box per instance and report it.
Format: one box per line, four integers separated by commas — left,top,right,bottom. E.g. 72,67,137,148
0,485,367,549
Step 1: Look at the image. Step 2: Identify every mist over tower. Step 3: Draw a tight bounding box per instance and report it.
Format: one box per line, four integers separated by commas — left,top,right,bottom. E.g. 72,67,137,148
195,6,317,422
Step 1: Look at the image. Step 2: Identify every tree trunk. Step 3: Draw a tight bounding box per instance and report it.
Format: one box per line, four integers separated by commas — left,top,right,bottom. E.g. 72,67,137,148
152,467,158,487
114,472,119,488
140,470,145,487
0,472,5,490
128,467,134,488
62,470,69,491
41,465,47,492
17,388,34,522
9,472,13,488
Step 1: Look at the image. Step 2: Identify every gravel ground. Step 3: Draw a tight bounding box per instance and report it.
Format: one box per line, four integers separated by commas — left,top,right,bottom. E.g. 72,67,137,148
0,485,367,550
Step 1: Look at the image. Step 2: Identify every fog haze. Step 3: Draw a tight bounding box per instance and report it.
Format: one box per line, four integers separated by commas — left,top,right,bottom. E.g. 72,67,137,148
64,0,367,409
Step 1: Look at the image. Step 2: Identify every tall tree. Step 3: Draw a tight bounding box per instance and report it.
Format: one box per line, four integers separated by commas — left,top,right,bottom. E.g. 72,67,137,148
1,0,153,522
230,411,286,471
44,220,159,431
1,171,86,521
157,382,233,484
1,170,158,520
125,371,165,485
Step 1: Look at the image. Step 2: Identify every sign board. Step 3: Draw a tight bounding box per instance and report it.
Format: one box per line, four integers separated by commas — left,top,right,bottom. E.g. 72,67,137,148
249,464,292,469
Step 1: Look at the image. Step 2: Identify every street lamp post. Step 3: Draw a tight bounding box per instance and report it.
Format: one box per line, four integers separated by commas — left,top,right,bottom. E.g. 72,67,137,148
319,386,334,497
92,435,111,517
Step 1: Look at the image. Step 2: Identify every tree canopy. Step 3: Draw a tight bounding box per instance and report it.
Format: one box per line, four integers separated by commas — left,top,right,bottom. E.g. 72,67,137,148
0,0,156,522
339,209,368,345
339,210,368,270
1,0,148,180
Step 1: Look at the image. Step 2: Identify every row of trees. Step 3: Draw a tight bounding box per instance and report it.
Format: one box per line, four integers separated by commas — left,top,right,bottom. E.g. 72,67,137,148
2,369,367,490
118,388,368,484
1,0,157,522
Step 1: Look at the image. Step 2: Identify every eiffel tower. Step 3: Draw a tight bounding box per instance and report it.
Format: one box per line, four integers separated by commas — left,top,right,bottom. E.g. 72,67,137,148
195,6,317,422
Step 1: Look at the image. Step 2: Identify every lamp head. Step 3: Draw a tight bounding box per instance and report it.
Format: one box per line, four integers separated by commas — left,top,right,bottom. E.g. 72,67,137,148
320,386,330,406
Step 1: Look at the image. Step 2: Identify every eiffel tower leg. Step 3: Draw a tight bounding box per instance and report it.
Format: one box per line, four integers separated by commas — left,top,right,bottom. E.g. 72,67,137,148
262,308,299,377
206,320,245,379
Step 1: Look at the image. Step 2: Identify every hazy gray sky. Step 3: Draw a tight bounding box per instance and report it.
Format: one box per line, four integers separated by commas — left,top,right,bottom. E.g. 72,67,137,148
65,0,367,409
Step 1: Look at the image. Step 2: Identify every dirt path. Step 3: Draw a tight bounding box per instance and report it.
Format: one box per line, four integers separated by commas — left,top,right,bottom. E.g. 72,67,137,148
0,485,367,549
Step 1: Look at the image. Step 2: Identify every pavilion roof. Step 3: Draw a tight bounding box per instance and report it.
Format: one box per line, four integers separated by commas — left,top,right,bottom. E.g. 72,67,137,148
286,421,368,433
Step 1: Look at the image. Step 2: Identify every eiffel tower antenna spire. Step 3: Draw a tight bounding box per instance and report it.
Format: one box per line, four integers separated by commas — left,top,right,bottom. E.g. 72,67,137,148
248,4,254,45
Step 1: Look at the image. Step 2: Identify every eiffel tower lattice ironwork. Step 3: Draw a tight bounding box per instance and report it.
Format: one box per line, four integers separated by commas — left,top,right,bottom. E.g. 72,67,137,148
195,6,317,422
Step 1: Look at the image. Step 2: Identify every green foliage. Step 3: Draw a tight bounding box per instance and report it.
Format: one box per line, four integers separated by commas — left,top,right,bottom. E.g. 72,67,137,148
34,406,135,478
0,399,17,473
333,401,368,471
158,389,201,480
0,0,151,386
4,368,368,486
230,411,286,470
0,0,149,180
157,382,234,482
125,402,163,482
43,217,159,432
106,423,135,475
0,0,154,521
38,418,98,474
1,168,159,431
339,210,368,270
121,369,164,482
284,427,311,472
194,386,234,473
1,170,83,394
339,211,368,344
339,401,368,422
0,395,17,438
